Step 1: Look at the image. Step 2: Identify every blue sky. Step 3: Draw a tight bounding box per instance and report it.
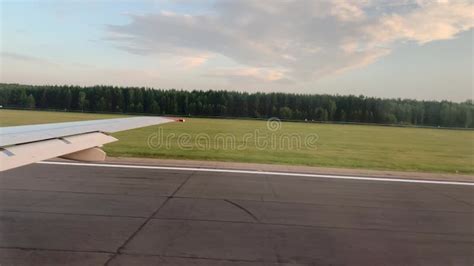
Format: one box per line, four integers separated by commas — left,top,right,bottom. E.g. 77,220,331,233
1,0,472,101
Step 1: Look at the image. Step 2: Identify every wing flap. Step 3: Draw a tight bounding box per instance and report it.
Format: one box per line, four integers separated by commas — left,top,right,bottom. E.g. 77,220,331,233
0,132,117,172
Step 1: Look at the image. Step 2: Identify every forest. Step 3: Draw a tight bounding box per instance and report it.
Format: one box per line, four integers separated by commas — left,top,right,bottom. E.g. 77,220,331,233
0,83,472,128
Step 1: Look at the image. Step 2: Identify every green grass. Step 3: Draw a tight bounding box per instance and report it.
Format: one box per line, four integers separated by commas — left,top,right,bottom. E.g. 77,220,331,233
1,109,473,174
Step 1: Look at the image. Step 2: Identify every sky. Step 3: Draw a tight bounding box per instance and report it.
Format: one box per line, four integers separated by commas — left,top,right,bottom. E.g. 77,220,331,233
0,0,473,101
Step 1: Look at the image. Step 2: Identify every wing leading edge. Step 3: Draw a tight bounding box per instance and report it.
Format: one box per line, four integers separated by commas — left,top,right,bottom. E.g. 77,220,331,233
0,116,176,171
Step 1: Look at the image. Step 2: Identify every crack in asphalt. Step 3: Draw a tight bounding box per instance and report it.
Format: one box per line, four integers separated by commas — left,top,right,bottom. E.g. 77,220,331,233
224,199,260,223
103,171,196,266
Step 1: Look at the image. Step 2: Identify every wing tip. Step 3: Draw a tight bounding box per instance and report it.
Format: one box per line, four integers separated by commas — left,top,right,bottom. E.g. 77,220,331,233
165,117,185,122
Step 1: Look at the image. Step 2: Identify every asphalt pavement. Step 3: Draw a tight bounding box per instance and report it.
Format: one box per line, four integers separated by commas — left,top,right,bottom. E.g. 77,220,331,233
0,162,472,265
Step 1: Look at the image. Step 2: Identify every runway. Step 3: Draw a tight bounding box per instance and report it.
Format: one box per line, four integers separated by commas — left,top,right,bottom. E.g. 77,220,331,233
0,162,472,265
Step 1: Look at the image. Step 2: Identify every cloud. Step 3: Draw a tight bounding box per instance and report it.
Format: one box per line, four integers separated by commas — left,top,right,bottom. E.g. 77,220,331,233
106,0,473,83
208,67,287,82
363,0,474,46
178,54,210,69
0,52,59,67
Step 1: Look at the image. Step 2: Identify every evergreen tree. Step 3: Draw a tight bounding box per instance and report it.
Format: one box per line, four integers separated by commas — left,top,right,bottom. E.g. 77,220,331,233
26,94,36,108
0,83,472,128
78,91,87,111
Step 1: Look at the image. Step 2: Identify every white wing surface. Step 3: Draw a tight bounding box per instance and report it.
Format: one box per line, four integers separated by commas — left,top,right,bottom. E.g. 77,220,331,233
0,116,175,171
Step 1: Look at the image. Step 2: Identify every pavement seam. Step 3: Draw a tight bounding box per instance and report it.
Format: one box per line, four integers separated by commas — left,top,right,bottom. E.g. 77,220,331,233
0,210,148,219
0,246,115,254
2,188,471,213
150,217,474,238
118,252,263,263
169,195,474,214
103,171,196,266
0,188,152,196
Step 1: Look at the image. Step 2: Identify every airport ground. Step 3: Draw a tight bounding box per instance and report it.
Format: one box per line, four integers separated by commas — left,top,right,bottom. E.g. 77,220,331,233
0,161,473,265
1,109,473,174
1,109,473,265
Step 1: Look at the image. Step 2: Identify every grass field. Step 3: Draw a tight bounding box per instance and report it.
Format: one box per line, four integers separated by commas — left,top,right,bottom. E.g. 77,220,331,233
1,109,473,174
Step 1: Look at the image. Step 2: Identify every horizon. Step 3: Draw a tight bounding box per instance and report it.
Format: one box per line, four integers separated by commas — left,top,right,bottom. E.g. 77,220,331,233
1,0,473,102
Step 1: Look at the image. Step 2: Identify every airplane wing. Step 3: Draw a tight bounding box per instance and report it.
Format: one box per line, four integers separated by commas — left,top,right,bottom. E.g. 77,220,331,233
0,116,176,172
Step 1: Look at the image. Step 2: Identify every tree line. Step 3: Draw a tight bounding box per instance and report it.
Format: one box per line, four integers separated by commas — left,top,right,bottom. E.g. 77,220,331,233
0,83,472,128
